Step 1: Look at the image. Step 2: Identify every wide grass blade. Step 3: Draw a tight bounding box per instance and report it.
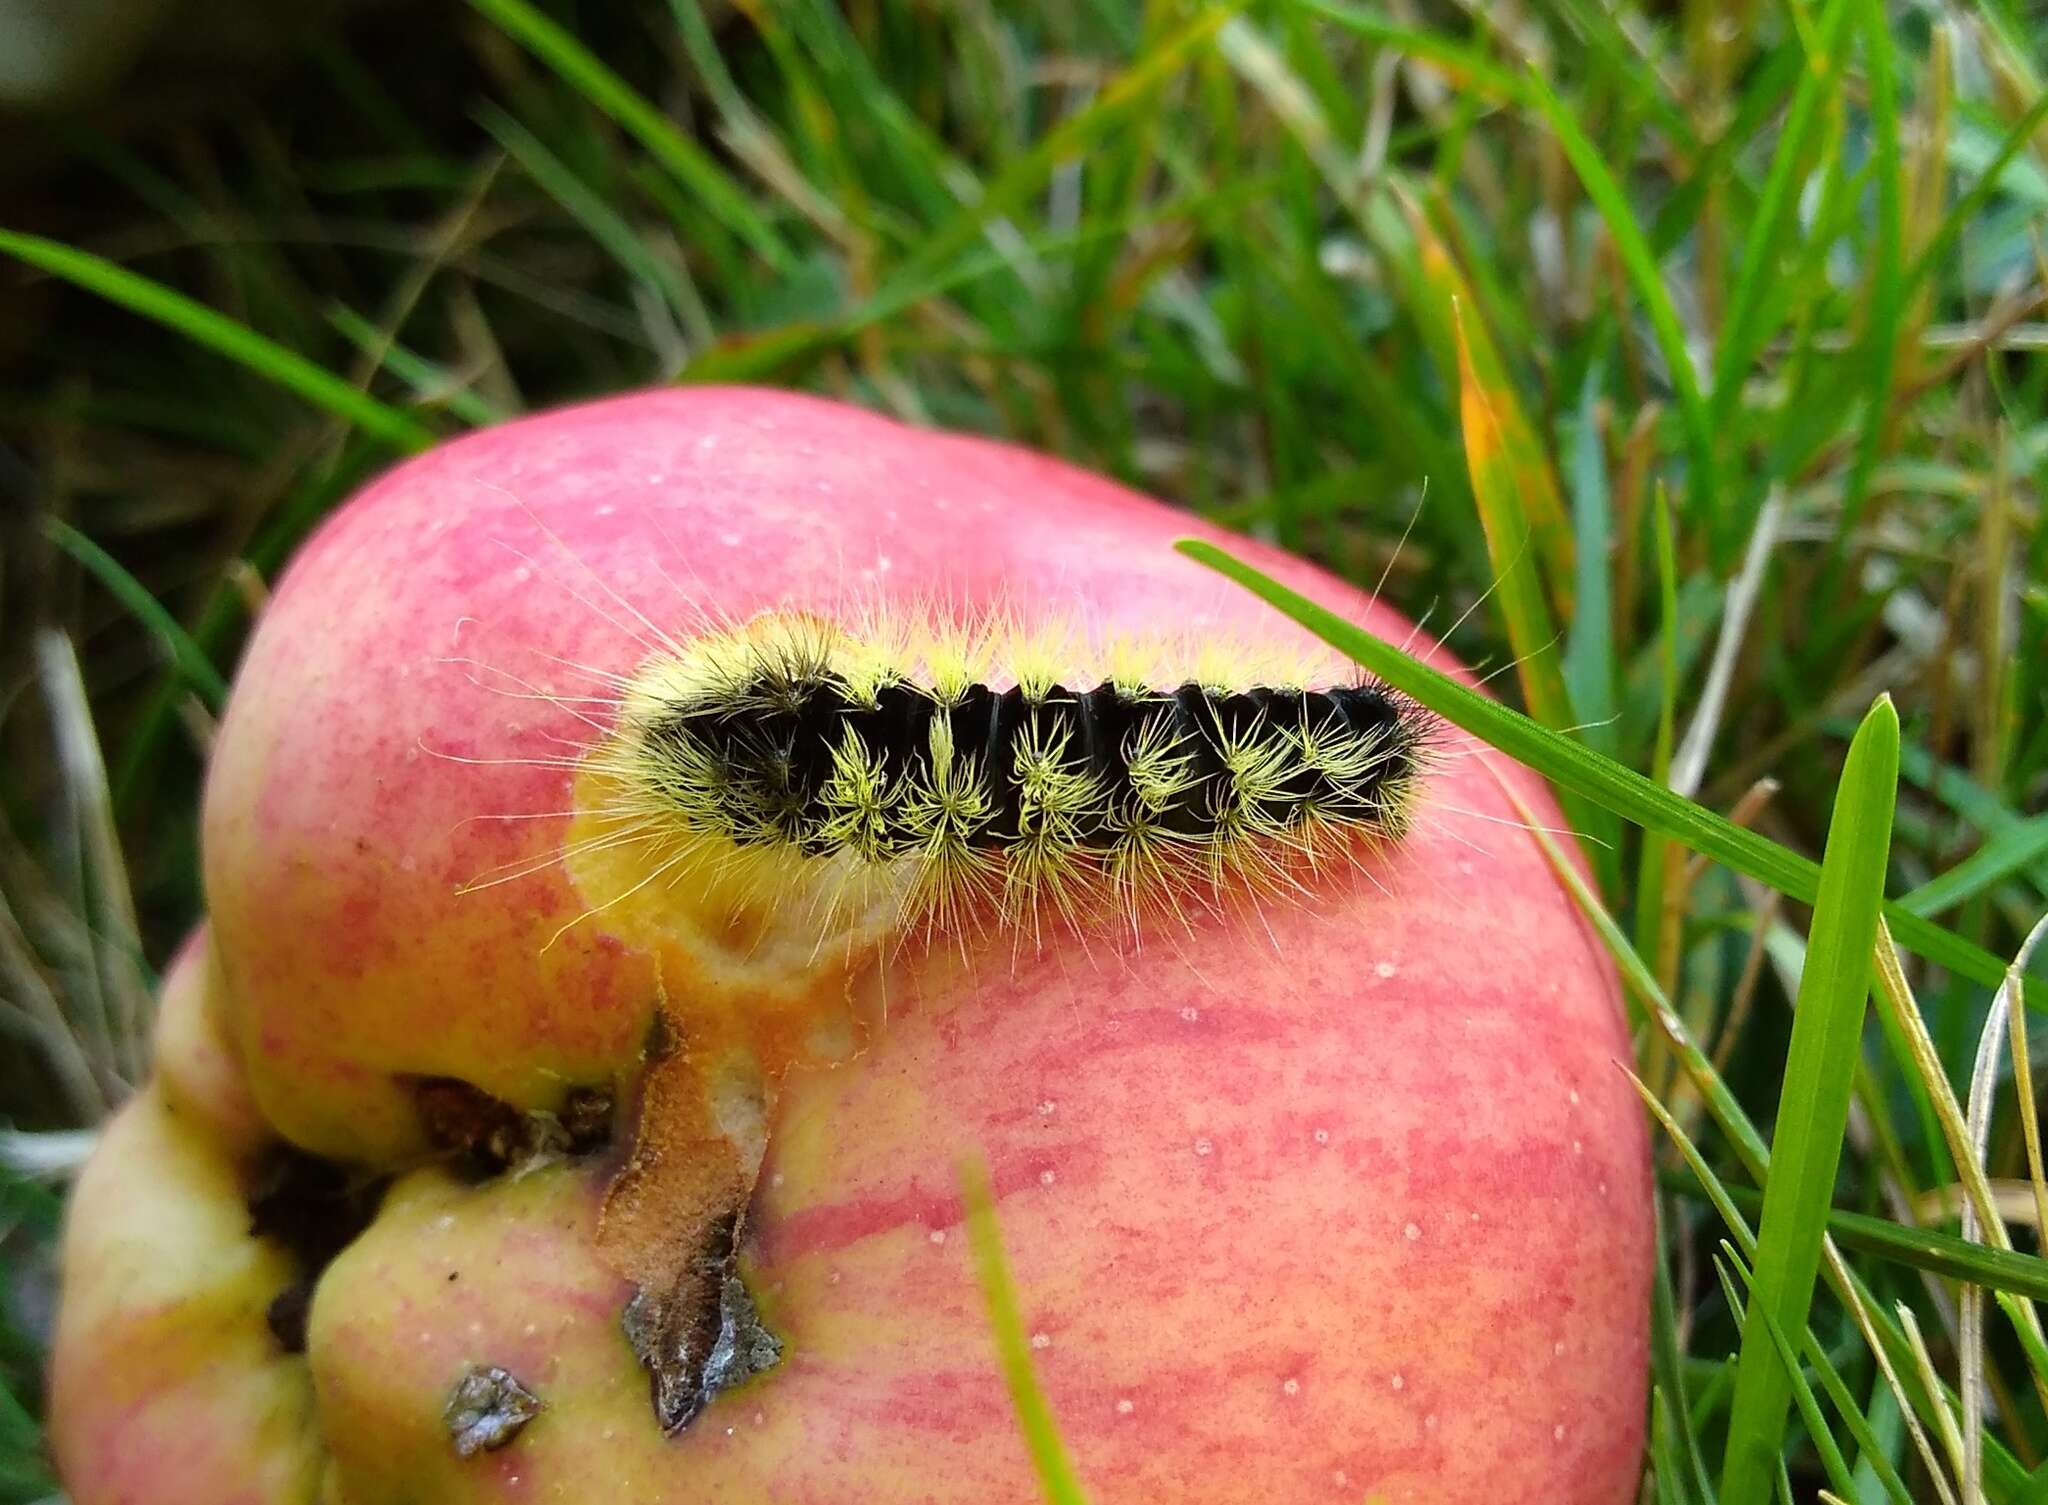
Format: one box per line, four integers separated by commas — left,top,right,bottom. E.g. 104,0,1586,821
1174,537,2034,1002
1448,298,1575,733
0,231,435,453
1719,695,1898,1505
1409,205,1574,609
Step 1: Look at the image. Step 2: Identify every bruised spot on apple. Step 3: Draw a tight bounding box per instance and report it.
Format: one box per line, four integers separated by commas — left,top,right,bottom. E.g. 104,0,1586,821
51,387,1651,1505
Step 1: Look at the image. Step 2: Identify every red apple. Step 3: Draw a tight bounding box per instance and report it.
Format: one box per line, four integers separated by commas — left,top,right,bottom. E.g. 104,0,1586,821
51,387,1649,1503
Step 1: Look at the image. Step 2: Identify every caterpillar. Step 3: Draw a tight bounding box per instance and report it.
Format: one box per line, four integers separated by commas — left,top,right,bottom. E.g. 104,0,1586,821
561,608,1435,953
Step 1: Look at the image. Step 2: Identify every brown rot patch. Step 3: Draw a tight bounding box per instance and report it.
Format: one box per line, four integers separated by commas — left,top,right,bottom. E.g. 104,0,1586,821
597,1002,785,1434
406,1076,615,1176
444,1365,544,1457
246,1148,386,1355
621,1210,782,1434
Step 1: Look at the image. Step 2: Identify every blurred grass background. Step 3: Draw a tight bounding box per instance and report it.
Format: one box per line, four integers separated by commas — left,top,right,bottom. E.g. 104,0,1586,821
0,0,2044,1500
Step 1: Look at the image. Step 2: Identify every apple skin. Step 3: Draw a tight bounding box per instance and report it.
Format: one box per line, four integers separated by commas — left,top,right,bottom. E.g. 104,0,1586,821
50,387,1650,1503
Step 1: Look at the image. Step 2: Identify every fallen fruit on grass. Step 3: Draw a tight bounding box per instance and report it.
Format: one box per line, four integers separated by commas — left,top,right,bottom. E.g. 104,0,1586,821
51,387,1650,1503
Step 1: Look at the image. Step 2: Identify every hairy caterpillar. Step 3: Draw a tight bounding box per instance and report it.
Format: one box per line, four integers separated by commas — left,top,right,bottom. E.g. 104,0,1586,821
555,607,1435,953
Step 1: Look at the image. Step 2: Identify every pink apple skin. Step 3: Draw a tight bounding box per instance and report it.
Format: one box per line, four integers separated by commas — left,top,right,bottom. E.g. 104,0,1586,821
51,387,1650,1503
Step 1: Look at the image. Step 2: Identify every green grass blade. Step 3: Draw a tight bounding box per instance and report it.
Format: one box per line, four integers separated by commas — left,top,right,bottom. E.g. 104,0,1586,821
45,521,230,712
1709,0,1857,432
1900,815,2048,920
1720,1247,1862,1503
0,1376,56,1502
0,231,434,453
1651,1203,1715,1505
1521,704,2013,1501
1832,0,1905,550
324,305,511,428
962,1161,1091,1505
875,5,1233,306
1996,1289,2048,1395
1902,88,2048,303
1633,486,1681,976
1660,1174,2048,1301
1719,695,1898,1505
1293,0,1529,104
1895,739,2048,901
1636,1089,1916,1505
1562,367,1618,761
475,102,700,334
1517,67,1715,535
465,0,793,272
1175,537,2034,1001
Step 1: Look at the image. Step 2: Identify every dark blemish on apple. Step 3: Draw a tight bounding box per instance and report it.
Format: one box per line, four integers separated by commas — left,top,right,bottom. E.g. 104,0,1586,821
559,1085,616,1150
445,1364,544,1457
621,1209,783,1435
247,1146,387,1355
264,1282,314,1354
642,1005,680,1063
405,1075,615,1176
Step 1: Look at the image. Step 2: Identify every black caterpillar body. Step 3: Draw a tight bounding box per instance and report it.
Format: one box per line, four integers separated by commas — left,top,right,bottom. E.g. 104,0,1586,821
645,678,1421,858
